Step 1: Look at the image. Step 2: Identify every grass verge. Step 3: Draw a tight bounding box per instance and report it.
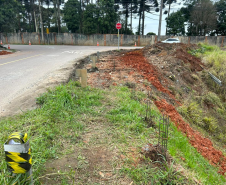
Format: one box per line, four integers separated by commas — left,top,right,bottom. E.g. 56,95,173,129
0,82,225,184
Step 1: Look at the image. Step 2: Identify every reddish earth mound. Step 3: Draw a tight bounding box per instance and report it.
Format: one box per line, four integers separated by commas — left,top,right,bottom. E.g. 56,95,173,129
120,51,174,99
143,42,204,72
154,99,226,175
0,51,12,55
174,48,204,71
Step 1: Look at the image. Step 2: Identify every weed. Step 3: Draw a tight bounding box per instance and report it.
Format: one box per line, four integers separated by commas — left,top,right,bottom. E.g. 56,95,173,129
189,43,218,57
201,91,223,109
178,102,204,127
169,86,176,96
202,117,218,133
191,74,200,81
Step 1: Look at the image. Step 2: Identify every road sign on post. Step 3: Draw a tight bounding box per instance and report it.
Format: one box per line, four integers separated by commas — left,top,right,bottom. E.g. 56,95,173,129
116,23,121,50
116,23,122,29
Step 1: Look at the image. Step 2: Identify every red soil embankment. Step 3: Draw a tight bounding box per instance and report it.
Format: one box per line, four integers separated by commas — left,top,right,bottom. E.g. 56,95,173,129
155,99,226,175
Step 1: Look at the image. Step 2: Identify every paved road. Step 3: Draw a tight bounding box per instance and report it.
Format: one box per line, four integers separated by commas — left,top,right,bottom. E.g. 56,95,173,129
0,45,142,116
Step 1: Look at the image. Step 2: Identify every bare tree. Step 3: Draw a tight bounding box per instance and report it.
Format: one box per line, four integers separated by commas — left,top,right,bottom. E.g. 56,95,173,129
189,0,217,36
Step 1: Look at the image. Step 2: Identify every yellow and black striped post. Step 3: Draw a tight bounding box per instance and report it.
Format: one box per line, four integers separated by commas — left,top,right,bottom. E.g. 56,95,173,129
4,132,32,182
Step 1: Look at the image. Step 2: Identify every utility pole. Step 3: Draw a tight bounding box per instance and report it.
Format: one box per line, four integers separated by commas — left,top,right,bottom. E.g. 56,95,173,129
166,0,172,35
38,0,44,42
34,12,38,33
56,0,61,33
130,3,132,31
158,0,163,41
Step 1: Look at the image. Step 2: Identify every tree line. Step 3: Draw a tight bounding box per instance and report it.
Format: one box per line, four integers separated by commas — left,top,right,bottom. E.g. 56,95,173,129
166,0,226,36
1,0,225,36
0,0,177,35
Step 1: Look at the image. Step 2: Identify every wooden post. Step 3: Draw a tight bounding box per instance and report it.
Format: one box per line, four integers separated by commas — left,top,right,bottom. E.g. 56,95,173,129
76,69,81,78
221,36,224,48
104,34,106,46
80,69,87,87
38,34,41,45
155,35,157,44
138,35,140,46
90,56,96,68
92,60,96,68
93,56,97,68
54,33,57,45
120,34,123,46
97,51,100,62
71,34,73,45
21,33,24,44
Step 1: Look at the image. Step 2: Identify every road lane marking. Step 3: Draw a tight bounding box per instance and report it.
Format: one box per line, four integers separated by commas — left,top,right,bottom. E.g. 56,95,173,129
62,51,83,54
0,54,43,66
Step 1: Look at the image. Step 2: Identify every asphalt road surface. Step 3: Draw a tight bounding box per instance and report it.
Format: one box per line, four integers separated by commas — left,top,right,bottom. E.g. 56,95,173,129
0,45,142,116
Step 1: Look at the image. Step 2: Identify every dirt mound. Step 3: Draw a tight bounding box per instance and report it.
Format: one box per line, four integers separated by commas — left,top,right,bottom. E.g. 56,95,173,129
0,50,13,55
143,42,198,55
141,144,171,164
143,42,203,72
120,51,176,100
154,99,226,175
174,48,204,71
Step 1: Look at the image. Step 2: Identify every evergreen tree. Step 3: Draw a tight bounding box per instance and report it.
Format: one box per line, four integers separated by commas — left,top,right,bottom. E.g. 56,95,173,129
0,0,22,32
215,0,226,35
166,11,185,35
97,0,119,34
83,4,98,34
63,0,80,33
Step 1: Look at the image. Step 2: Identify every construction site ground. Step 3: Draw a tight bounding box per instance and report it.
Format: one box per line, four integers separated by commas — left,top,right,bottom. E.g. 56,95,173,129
89,43,225,176
1,43,226,184
82,43,226,174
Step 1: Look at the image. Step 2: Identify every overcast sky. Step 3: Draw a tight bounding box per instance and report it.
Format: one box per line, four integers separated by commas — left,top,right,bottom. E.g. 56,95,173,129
130,1,184,35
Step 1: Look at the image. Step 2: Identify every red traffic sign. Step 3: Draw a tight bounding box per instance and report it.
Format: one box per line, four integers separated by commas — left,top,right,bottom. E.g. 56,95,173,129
116,23,122,29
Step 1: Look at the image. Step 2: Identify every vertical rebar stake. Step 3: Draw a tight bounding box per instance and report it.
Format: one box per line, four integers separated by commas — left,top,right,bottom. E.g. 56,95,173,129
166,116,169,151
162,114,165,154
158,114,170,159
158,116,161,146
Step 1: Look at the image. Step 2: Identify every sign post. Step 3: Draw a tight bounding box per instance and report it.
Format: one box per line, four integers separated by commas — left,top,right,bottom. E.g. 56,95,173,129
46,28,49,45
116,23,122,50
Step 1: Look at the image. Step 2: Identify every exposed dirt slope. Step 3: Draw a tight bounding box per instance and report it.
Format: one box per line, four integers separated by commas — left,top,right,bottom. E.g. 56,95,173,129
85,42,226,176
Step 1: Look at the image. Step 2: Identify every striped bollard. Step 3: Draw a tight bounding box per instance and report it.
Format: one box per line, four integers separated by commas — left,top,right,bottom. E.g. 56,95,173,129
4,132,33,183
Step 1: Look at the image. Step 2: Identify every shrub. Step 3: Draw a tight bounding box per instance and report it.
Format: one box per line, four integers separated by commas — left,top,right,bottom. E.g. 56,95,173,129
201,92,223,109
178,102,204,127
202,117,218,133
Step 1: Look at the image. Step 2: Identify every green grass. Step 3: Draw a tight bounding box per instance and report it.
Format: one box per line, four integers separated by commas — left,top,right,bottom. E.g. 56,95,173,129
105,86,226,184
187,43,226,143
168,124,225,184
188,43,218,56
0,83,225,184
0,81,104,184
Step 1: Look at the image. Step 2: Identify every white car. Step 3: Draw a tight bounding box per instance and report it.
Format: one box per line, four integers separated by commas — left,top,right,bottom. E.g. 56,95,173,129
161,38,180,43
